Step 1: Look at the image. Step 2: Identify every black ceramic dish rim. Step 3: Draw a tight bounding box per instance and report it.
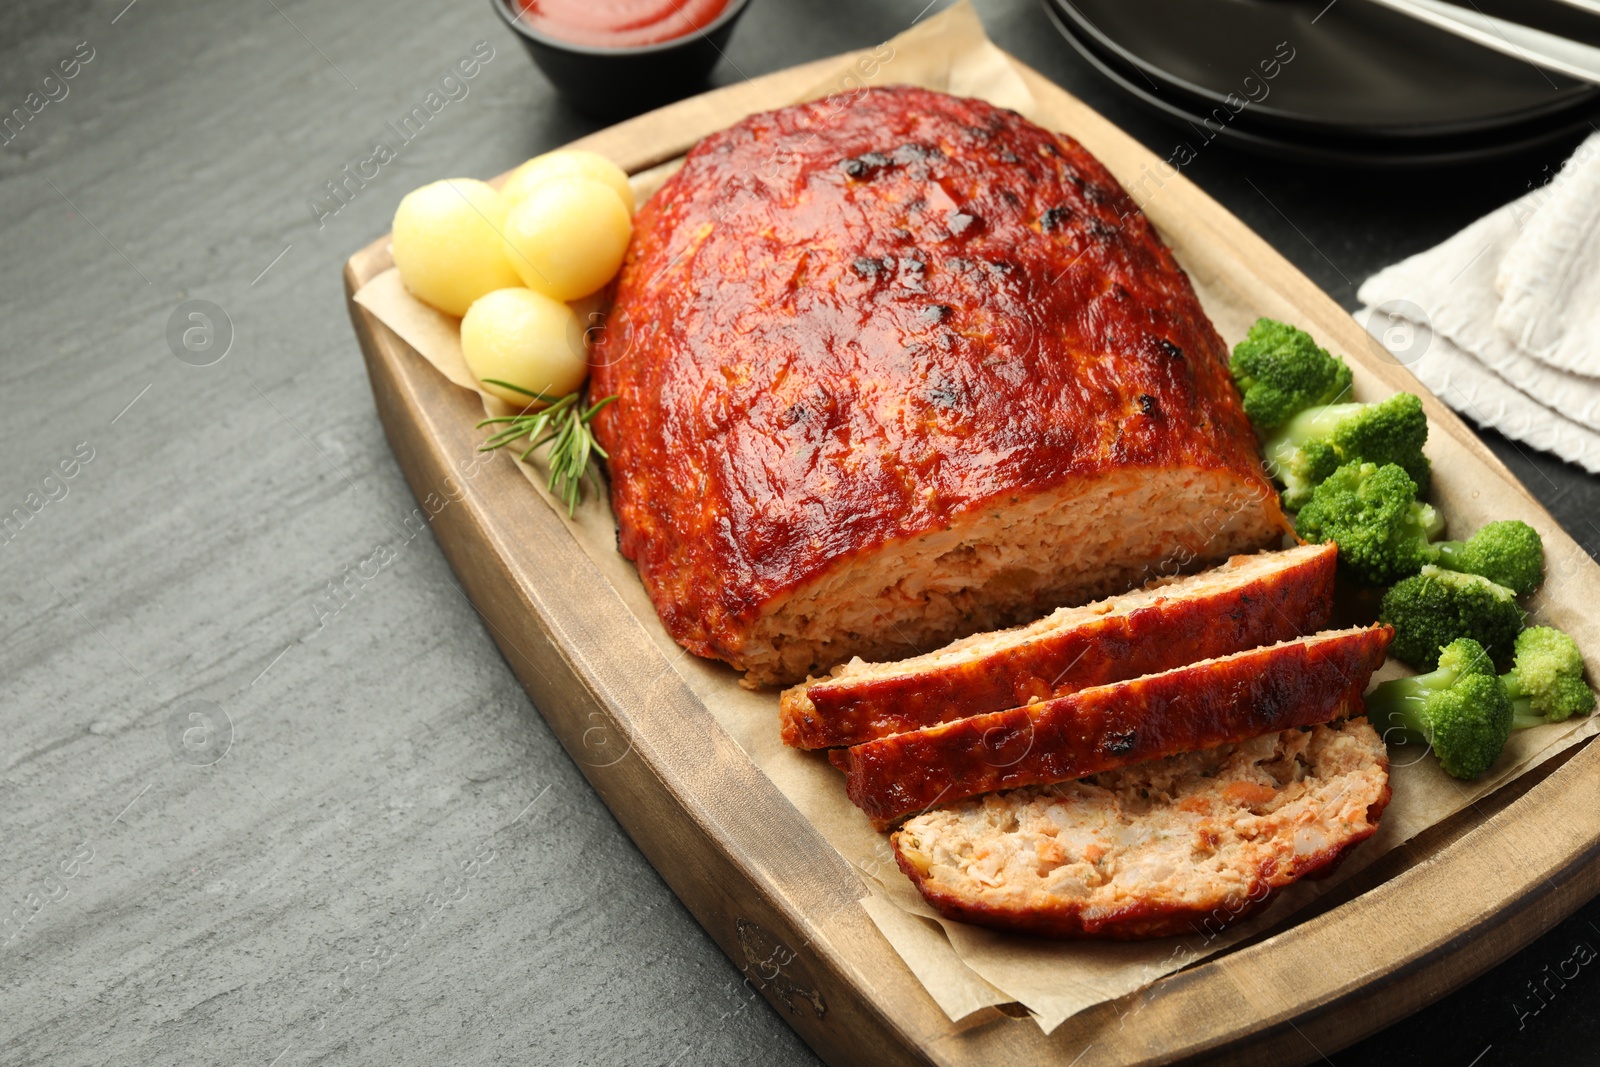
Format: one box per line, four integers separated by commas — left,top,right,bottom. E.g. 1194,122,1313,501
1044,0,1600,169
1044,0,1600,140
491,0,753,56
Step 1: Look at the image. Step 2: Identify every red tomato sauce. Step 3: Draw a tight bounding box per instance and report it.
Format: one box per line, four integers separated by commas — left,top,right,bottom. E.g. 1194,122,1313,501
516,0,733,48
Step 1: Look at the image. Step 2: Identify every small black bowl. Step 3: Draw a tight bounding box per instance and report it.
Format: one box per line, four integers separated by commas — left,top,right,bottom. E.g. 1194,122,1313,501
492,0,753,119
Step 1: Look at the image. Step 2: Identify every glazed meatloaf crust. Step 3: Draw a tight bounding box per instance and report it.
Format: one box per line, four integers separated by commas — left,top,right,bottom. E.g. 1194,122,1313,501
592,85,1289,687
893,719,1391,939
834,624,1392,828
780,543,1337,748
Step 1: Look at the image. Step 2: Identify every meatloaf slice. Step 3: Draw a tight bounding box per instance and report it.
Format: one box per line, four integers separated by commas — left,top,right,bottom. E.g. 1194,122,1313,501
892,719,1390,939
780,543,1337,749
833,625,1392,829
592,85,1290,688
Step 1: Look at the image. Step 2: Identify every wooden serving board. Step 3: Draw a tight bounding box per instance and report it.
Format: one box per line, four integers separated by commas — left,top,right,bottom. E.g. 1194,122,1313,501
345,51,1600,1067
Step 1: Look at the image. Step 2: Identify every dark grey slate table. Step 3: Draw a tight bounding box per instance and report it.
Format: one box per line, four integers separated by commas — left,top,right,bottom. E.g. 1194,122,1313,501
3,0,1597,1063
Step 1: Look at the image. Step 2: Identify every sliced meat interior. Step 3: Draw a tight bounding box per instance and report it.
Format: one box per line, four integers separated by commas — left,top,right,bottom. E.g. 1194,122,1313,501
833,624,1393,828
892,718,1390,939
781,543,1337,749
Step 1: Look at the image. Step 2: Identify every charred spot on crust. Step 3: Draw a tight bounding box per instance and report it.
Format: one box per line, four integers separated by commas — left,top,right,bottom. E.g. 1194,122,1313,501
782,404,809,426
844,144,942,182
1087,218,1122,240
928,384,964,407
841,151,893,180
1082,182,1114,206
1102,731,1138,756
1138,394,1160,416
919,304,953,324
1159,339,1185,361
893,254,928,292
1251,687,1290,726
852,256,888,279
893,142,941,163
1040,206,1072,232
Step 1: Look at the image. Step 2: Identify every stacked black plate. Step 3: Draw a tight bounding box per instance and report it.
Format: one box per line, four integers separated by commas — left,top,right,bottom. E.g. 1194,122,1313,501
1042,0,1600,166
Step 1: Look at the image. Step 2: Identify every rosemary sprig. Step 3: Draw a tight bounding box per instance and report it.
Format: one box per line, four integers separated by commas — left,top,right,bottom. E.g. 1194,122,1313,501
476,380,618,517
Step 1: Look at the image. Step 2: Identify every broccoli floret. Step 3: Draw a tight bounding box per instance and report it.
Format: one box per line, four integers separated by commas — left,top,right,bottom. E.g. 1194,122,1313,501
1379,566,1525,671
1503,626,1597,728
1230,318,1354,431
1428,519,1545,596
1294,462,1443,585
1265,393,1432,510
1295,467,1546,592
1366,637,1513,779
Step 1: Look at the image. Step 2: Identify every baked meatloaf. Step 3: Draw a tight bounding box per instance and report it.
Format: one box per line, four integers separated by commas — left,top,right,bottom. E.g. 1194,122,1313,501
893,719,1391,939
592,85,1289,687
780,543,1336,748
834,624,1392,828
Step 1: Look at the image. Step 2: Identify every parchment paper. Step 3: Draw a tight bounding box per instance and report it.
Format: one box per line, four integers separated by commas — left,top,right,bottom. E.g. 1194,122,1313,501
353,2,1600,1034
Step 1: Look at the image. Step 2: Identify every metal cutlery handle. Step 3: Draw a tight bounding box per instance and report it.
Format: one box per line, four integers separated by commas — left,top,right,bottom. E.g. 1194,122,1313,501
1364,0,1600,85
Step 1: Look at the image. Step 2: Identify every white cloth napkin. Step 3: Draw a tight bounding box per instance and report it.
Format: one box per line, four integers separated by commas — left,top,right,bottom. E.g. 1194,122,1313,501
1496,137,1600,378
1356,133,1600,475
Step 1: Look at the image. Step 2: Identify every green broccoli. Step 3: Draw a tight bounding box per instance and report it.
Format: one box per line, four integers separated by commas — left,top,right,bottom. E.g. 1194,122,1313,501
1502,626,1597,728
1379,566,1525,671
1294,462,1443,585
1229,318,1354,431
1365,637,1513,779
1264,393,1432,511
1295,464,1546,592
1428,519,1546,596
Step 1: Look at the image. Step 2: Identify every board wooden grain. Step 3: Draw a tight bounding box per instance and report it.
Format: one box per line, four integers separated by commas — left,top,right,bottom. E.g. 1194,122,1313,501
345,51,1600,1066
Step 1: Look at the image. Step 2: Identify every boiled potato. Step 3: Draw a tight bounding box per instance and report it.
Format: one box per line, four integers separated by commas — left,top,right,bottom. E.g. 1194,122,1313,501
392,179,521,317
502,150,634,215
501,178,632,302
460,288,588,406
